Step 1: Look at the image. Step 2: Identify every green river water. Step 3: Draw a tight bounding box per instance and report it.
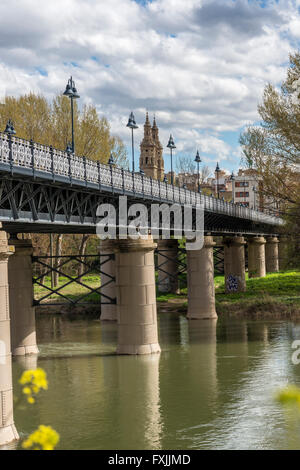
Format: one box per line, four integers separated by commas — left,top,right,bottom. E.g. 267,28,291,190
7,313,300,450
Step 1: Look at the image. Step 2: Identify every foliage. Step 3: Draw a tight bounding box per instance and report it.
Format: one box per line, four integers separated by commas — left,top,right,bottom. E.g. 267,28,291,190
240,52,300,266
0,93,128,166
239,52,300,230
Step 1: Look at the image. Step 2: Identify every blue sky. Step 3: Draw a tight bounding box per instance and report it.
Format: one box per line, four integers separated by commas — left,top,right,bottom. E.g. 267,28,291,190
0,0,299,176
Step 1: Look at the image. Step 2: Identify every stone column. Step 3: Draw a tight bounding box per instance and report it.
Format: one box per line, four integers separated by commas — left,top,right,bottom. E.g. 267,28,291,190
157,239,179,294
8,237,38,356
0,230,19,446
247,236,266,278
265,236,279,273
224,236,246,293
99,240,117,321
279,236,289,271
114,236,160,355
187,236,217,320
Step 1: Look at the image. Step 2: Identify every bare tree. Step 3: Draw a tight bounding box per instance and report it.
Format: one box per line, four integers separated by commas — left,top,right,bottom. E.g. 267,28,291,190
175,155,196,174
200,165,211,183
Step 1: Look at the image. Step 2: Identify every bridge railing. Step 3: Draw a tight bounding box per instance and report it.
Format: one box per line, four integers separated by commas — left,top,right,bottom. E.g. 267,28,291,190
0,132,282,227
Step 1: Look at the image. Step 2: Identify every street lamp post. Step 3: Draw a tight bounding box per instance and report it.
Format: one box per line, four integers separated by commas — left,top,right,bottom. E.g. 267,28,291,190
63,76,80,154
194,150,201,193
4,119,16,135
215,162,221,198
126,112,138,174
167,134,176,185
230,171,235,204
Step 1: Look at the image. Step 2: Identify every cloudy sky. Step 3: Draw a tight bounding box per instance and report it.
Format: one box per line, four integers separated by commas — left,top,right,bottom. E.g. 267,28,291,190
0,0,299,174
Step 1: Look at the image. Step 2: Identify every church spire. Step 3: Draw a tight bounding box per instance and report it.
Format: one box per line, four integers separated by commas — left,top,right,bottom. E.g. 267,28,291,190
140,113,164,181
152,114,159,142
145,111,150,127
142,111,153,144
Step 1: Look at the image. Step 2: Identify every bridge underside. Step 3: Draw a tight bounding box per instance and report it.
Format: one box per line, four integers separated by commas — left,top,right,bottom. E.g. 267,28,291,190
0,175,279,236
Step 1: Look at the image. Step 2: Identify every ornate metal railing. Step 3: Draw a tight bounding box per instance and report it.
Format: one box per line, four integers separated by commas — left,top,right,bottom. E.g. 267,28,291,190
0,132,283,227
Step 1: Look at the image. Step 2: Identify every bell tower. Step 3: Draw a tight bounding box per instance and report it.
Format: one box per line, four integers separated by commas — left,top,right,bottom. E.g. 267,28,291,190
152,116,164,181
139,113,164,180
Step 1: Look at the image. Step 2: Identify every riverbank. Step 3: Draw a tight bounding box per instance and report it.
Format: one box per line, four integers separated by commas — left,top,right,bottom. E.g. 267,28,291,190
157,270,300,319
34,270,300,319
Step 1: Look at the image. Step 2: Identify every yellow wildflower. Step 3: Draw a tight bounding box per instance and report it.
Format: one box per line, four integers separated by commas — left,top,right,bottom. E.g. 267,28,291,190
22,425,60,451
19,368,48,404
276,385,300,406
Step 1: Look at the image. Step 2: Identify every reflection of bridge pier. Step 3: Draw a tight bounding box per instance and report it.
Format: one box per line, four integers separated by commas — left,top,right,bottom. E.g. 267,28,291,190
158,318,218,448
187,319,218,405
221,320,249,363
114,354,162,449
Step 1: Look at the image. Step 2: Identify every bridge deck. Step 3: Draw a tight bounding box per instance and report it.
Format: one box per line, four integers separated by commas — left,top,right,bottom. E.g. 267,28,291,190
0,133,283,234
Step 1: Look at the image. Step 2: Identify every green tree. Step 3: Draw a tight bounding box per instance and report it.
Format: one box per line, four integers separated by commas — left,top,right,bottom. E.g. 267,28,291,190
240,52,300,211
240,52,300,265
0,93,128,167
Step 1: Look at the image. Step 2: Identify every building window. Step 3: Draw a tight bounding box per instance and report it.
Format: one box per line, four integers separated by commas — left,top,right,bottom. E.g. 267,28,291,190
146,157,148,164
235,192,249,198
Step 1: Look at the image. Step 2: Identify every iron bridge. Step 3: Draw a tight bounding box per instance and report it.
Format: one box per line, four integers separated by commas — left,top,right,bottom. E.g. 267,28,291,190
0,132,283,235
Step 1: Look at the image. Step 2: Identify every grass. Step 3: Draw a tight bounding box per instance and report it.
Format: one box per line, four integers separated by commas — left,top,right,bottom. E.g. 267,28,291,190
214,270,300,318
34,270,300,318
156,270,300,318
34,273,101,304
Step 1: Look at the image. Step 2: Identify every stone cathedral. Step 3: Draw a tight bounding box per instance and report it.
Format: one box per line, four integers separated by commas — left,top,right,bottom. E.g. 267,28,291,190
139,113,164,180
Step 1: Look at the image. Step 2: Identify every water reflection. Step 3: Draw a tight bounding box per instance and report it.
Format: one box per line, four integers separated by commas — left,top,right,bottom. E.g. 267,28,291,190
7,315,300,450
14,354,38,371
111,354,162,449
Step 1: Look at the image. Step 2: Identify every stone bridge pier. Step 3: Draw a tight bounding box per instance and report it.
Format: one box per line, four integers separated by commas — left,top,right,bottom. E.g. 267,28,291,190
265,236,279,273
8,236,38,356
114,236,160,355
223,236,246,293
247,236,266,278
187,235,217,320
0,229,19,446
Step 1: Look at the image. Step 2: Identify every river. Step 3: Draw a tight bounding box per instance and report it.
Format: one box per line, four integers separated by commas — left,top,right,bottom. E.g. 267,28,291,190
8,313,300,450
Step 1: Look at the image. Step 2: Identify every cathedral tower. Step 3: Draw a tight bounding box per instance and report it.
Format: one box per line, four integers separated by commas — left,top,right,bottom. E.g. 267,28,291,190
140,113,164,180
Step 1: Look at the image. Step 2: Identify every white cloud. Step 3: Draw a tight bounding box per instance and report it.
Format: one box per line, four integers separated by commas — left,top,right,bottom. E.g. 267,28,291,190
0,0,299,171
